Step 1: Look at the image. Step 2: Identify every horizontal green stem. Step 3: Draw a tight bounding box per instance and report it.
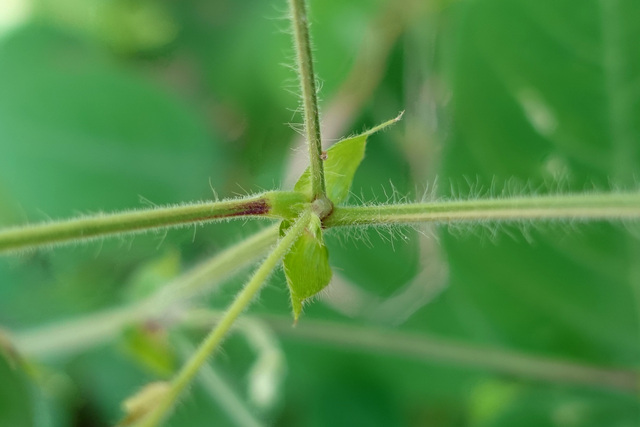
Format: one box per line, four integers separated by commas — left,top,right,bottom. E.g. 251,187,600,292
324,192,640,227
14,225,280,358
135,210,312,427
0,192,303,254
14,303,640,395
182,311,640,394
5,191,636,253
266,317,640,393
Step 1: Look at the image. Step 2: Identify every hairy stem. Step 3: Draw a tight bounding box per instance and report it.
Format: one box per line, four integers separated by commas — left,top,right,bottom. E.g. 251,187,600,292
0,192,301,254
14,225,280,358
148,225,280,308
289,0,326,201
134,210,312,427
174,337,265,427
324,192,640,227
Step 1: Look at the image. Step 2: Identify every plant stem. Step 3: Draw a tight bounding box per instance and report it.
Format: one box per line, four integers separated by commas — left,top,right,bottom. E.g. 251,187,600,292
289,0,326,201
0,192,299,254
324,192,640,227
6,190,635,253
183,311,640,394
13,303,640,395
149,225,280,308
259,316,640,393
135,210,312,427
14,225,280,358
174,337,265,427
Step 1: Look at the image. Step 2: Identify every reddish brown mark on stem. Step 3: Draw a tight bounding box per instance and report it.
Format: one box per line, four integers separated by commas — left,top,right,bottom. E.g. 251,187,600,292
192,199,271,222
228,199,271,217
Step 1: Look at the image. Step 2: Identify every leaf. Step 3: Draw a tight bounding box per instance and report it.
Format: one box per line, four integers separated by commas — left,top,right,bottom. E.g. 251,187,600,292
468,380,522,425
0,356,32,427
0,23,223,220
433,3,640,424
294,114,402,204
281,214,332,321
119,325,176,377
469,385,640,427
36,0,178,53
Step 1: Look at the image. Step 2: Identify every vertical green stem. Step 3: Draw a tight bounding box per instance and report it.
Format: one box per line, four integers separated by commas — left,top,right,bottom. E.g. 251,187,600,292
289,0,327,201
135,210,312,427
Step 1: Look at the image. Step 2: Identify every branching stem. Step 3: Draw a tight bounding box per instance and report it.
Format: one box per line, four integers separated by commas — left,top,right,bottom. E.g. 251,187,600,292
134,210,312,427
289,0,327,201
3,191,639,254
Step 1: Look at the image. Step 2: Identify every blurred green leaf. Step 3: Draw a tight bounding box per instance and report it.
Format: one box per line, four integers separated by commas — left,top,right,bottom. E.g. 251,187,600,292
34,0,178,53
442,0,640,359
470,386,640,427
437,0,640,424
0,357,32,427
468,380,522,426
68,346,156,423
119,326,176,378
0,23,222,220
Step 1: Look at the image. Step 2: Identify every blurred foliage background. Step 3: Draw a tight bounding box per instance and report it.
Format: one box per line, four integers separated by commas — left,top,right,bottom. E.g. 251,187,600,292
1,0,639,426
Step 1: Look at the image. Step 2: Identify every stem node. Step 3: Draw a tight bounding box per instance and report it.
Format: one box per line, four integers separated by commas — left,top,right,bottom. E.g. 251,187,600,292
311,196,333,220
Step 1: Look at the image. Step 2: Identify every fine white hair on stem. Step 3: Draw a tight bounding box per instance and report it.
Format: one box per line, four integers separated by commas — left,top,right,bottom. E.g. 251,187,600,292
330,176,640,244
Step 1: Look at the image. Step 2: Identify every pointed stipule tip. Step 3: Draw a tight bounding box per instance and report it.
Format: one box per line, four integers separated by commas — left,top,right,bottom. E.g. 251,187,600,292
395,111,405,121
292,317,299,327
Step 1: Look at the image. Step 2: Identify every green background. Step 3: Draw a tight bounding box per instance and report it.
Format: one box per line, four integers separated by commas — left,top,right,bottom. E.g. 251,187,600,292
0,0,639,425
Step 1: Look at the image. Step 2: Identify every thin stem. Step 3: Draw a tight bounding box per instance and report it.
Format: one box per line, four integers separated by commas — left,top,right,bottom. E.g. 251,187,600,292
261,316,640,393
14,225,280,358
324,192,640,227
134,210,312,427
182,311,640,394
149,225,280,308
174,337,265,427
289,0,326,200
0,192,297,254
13,303,640,395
